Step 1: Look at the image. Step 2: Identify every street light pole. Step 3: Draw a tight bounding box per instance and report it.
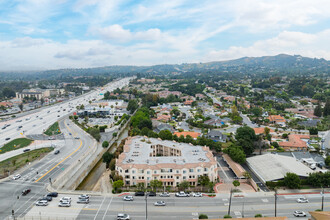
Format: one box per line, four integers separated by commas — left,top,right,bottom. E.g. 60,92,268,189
321,187,324,211
275,188,277,217
228,188,233,216
241,197,245,218
145,192,148,220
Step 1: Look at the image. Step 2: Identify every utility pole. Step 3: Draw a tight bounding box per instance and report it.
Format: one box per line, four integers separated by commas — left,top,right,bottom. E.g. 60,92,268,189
274,188,278,217
228,188,233,216
145,192,148,220
321,187,324,211
241,197,245,218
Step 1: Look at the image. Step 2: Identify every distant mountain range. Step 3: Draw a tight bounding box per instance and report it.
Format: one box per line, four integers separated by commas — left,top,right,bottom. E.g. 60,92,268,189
1,54,329,80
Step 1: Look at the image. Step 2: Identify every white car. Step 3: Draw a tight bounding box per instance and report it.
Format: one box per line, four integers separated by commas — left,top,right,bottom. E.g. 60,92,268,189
78,194,90,200
175,191,189,197
60,197,72,203
293,211,306,217
123,196,134,201
192,192,203,197
296,198,309,203
58,201,71,207
36,200,48,206
117,213,130,220
154,201,166,206
159,192,170,197
12,174,21,180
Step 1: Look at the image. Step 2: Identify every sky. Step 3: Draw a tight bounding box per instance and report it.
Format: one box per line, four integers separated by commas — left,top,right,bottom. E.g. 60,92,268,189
0,0,330,71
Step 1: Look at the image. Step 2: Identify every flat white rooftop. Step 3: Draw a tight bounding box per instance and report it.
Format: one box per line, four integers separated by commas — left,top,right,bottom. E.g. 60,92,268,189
123,136,210,165
246,154,314,182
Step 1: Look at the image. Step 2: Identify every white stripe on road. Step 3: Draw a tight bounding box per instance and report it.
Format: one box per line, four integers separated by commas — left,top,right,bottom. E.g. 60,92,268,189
102,197,113,220
217,162,229,180
93,196,106,220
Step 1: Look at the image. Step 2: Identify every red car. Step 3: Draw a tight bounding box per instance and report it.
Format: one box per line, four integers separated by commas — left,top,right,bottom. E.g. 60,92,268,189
22,189,31,196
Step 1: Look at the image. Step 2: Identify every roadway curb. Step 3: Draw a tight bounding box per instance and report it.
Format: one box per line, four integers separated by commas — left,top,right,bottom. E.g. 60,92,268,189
277,191,330,196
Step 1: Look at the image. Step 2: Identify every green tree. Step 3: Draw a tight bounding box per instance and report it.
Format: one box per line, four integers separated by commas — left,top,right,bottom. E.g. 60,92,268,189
255,214,263,218
309,127,318,135
102,141,109,148
223,215,232,218
324,99,330,116
325,156,330,166
232,180,240,188
87,127,101,141
198,175,210,186
199,214,208,219
159,130,173,140
178,181,190,191
235,126,257,155
18,103,23,111
224,144,246,164
138,119,152,130
150,180,163,192
112,180,124,191
2,87,15,98
314,102,323,117
284,172,301,189
127,100,139,114
109,159,116,171
102,152,113,168
251,107,262,117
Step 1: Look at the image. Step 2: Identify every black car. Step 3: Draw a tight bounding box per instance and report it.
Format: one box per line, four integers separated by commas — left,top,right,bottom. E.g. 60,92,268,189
47,192,58,197
54,150,60,155
23,149,30,152
135,191,145,196
22,189,31,196
42,196,53,201
147,191,156,197
5,137,10,141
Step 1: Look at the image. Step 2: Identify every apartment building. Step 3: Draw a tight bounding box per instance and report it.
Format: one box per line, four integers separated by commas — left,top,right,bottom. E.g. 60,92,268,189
116,136,218,187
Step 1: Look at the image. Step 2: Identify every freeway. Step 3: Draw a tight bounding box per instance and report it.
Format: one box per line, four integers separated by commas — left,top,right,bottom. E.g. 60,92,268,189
0,117,94,219
19,193,330,220
0,77,132,147
0,78,133,220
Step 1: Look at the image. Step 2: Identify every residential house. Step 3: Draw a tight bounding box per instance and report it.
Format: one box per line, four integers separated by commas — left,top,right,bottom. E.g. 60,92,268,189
153,123,175,133
184,100,194,105
268,115,286,127
279,134,310,151
253,127,274,135
155,114,171,122
297,119,320,127
206,130,227,142
204,118,225,127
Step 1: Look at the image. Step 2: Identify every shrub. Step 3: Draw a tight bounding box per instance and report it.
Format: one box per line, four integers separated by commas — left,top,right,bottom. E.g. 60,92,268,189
255,214,262,218
223,215,232,218
199,214,208,219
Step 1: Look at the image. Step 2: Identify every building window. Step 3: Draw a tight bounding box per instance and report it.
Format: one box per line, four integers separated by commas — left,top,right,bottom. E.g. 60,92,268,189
189,168,194,172
132,176,135,179
176,170,179,174
176,176,179,179
183,170,186,174
161,169,165,173
147,171,150,174
204,168,208,172
132,170,135,174
169,169,173,173
125,169,129,173
183,176,186,180
197,169,201,172
147,177,150,180
154,171,157,174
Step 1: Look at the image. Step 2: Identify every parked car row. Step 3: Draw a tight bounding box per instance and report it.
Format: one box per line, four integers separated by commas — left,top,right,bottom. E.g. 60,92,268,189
133,191,203,197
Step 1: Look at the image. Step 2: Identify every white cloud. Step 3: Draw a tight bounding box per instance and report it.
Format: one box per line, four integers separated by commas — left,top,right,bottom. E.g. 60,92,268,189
205,30,330,61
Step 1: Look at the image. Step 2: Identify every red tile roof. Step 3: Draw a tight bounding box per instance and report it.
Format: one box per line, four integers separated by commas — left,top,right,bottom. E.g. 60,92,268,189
279,134,310,149
173,131,201,139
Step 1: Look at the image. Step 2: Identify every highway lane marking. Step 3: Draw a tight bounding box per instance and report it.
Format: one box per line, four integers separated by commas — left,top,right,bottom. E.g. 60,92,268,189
34,122,83,183
93,196,106,220
102,197,113,220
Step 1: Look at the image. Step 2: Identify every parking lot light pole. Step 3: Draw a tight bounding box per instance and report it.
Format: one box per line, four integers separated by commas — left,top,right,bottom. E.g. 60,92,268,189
145,192,148,220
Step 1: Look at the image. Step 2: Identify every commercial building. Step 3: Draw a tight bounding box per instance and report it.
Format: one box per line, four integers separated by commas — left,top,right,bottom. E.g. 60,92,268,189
246,154,313,183
115,136,218,187
16,88,65,100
